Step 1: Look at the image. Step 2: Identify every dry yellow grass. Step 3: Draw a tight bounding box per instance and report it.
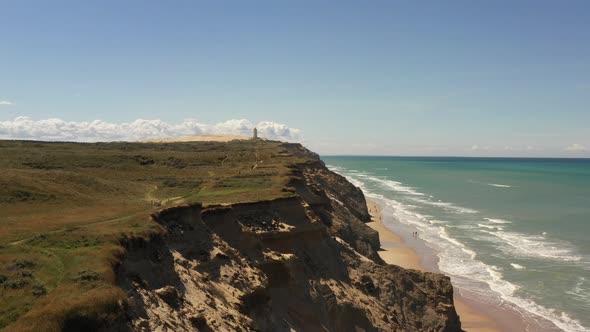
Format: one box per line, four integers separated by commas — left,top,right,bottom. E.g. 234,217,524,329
0,139,306,330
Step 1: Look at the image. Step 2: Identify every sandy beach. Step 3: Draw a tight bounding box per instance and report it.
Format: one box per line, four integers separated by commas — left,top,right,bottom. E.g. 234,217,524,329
366,200,503,332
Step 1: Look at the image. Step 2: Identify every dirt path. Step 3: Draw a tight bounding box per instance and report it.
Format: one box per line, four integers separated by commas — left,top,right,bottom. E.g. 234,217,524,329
7,212,146,246
8,186,193,246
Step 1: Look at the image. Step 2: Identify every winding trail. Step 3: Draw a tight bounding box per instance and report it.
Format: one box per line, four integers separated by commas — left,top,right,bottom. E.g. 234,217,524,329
7,186,185,246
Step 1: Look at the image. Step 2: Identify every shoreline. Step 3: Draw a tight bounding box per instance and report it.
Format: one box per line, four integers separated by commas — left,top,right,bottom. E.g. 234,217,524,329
366,199,509,332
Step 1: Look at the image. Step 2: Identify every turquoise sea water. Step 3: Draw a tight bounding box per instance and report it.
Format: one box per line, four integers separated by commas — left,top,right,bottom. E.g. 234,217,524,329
323,156,590,332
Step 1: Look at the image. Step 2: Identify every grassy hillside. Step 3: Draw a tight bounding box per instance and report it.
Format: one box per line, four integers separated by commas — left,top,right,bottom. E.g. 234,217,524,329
0,139,305,330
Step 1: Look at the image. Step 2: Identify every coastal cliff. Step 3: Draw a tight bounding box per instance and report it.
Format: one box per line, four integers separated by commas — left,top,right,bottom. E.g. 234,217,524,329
117,144,462,331
0,140,460,331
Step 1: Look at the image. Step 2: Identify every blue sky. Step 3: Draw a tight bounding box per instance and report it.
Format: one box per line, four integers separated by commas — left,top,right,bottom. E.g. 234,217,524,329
1,1,589,156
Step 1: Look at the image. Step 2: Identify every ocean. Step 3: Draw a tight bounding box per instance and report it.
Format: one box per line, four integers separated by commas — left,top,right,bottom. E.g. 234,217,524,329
323,156,590,332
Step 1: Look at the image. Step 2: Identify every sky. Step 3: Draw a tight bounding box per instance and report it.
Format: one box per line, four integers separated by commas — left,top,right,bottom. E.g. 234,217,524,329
1,0,589,157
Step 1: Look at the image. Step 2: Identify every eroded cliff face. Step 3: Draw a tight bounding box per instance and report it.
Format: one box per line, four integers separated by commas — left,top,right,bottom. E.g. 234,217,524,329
116,146,461,332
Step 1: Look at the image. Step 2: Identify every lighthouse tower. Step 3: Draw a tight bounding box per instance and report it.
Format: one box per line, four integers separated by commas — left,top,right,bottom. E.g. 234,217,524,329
252,127,258,139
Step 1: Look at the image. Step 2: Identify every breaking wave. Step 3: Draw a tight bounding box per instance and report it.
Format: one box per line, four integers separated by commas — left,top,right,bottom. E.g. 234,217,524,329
488,183,512,188
482,230,583,262
326,164,589,332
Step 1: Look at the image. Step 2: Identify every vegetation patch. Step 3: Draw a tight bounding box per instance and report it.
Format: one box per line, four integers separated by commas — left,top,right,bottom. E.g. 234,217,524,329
75,270,100,283
0,139,309,330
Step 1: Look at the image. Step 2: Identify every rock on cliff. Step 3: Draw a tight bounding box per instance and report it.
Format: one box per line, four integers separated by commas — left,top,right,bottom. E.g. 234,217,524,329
116,144,462,332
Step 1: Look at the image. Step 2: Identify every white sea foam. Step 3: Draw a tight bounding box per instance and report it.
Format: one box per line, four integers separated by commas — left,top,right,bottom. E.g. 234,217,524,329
484,218,512,224
448,224,478,230
424,219,587,331
566,277,590,304
411,197,479,214
326,165,344,172
477,223,504,230
356,174,425,196
474,265,588,332
483,230,583,262
328,165,589,332
333,167,478,215
511,263,526,270
488,183,512,188
438,227,478,259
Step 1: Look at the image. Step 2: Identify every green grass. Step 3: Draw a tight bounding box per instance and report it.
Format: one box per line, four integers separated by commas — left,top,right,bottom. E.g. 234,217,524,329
0,139,308,330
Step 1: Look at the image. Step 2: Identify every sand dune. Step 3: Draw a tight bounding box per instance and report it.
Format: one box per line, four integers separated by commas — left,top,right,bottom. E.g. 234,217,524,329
144,134,249,143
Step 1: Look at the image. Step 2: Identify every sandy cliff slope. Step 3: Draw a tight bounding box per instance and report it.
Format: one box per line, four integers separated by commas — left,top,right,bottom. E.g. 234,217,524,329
115,144,462,332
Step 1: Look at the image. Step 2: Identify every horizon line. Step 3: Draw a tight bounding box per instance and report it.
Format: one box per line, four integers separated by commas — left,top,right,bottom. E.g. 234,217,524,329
321,154,590,160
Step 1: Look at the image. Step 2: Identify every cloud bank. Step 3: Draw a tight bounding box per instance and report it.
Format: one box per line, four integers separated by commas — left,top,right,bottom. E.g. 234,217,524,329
565,143,587,152
0,117,302,142
0,101,15,106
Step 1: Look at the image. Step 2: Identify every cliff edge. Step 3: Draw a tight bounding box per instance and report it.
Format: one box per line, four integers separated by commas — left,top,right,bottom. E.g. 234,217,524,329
0,140,461,331
117,144,462,331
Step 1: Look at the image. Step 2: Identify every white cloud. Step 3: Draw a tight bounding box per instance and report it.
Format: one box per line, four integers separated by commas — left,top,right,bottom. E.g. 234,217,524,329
256,121,303,142
471,145,492,151
0,101,15,106
0,117,303,142
565,143,588,151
